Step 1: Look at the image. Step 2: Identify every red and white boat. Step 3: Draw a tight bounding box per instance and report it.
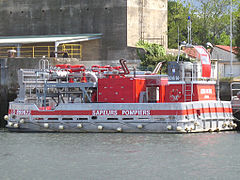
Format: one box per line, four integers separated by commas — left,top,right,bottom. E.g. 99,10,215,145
4,45,237,133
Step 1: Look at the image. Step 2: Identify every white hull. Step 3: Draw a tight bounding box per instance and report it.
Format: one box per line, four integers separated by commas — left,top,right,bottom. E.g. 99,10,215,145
6,101,236,133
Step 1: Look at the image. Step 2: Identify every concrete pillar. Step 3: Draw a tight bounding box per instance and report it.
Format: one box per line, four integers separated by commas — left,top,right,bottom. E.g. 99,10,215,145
55,42,59,58
17,44,21,57
0,58,7,86
0,58,8,127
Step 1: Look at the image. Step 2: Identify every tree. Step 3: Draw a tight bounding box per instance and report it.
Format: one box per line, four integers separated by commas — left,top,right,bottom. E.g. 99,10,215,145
168,0,191,49
136,41,190,73
235,6,240,60
192,0,231,45
168,0,239,48
218,31,231,46
137,41,176,72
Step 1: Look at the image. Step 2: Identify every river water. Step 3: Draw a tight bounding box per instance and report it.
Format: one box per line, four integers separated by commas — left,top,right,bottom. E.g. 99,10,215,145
0,130,240,180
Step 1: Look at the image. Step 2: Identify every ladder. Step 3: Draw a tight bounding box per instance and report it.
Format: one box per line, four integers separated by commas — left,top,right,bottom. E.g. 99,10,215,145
185,82,193,102
183,62,194,102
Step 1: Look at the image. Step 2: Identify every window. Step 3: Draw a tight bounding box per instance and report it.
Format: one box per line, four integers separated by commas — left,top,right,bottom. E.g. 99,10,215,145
47,118,58,120
122,118,133,120
107,118,118,120
77,118,88,120
62,118,73,120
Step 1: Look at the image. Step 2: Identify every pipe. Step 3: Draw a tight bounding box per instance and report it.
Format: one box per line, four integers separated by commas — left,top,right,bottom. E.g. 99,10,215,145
119,59,130,75
153,62,163,74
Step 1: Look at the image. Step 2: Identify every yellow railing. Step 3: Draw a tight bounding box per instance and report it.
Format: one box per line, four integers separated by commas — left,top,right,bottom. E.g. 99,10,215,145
0,44,82,59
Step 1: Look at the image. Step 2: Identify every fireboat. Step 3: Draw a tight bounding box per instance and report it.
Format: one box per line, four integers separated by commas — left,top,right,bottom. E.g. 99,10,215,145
3,45,237,133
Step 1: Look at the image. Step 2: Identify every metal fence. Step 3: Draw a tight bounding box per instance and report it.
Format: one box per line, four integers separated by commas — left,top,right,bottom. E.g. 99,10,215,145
0,44,82,59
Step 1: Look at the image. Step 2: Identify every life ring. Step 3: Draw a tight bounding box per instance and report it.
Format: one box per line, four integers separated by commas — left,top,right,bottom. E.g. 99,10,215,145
169,89,182,101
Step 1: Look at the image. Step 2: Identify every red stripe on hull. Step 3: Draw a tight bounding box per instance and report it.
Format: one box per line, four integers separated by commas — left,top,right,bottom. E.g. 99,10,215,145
28,108,232,116
31,110,92,116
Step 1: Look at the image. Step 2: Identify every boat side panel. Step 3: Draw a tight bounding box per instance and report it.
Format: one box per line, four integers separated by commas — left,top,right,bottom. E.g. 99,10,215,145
6,101,235,133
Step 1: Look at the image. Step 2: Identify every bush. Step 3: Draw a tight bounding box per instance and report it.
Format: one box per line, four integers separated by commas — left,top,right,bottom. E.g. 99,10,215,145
136,41,189,73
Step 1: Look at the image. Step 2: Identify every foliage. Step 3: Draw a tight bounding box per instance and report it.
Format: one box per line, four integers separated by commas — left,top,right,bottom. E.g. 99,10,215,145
168,0,239,48
236,6,240,60
136,41,166,58
136,41,189,73
137,41,167,72
194,0,230,45
168,0,191,49
220,76,233,82
218,32,231,46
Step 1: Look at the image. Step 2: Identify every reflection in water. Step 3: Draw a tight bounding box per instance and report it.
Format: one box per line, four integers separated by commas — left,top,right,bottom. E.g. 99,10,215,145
0,131,240,180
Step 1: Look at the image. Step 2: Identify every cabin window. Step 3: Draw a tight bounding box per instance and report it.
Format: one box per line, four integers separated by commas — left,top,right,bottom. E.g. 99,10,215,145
107,118,118,120
138,118,149,120
62,118,73,120
92,116,97,120
47,118,58,120
34,118,44,120
122,118,134,120
154,118,165,121
77,118,88,120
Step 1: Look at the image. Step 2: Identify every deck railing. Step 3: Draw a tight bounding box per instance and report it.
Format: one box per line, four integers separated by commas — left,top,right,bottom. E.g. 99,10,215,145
0,44,82,59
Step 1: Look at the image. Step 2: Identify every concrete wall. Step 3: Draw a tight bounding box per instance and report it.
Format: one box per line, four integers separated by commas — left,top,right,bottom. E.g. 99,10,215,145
0,0,167,60
0,0,127,60
127,0,167,48
81,39,102,60
0,59,9,127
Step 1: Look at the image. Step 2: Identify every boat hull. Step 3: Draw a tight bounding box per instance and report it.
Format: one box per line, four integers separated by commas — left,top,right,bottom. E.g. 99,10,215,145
5,101,236,133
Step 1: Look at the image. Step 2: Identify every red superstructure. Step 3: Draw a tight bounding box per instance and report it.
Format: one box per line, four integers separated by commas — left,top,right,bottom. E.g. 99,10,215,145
98,77,146,103
4,47,237,133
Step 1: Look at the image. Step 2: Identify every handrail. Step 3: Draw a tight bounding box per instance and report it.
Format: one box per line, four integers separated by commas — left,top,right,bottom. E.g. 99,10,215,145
0,44,82,58
178,62,216,81
231,82,240,101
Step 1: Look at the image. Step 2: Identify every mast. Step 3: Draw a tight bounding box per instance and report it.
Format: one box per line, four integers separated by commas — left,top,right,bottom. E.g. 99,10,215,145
230,0,233,77
177,17,191,63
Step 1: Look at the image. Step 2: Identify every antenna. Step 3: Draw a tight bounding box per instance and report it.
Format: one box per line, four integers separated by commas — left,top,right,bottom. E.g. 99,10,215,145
178,26,179,50
187,16,192,45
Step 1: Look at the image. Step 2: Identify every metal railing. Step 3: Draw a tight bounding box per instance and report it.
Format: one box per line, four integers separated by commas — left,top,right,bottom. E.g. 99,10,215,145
0,44,82,59
178,62,216,82
230,82,240,111
178,62,216,102
231,82,240,100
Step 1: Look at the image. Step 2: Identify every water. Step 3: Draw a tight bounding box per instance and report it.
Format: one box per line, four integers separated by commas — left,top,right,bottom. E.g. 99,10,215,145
0,130,240,180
